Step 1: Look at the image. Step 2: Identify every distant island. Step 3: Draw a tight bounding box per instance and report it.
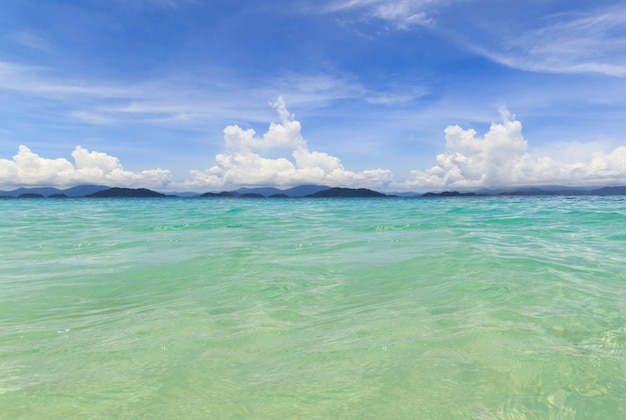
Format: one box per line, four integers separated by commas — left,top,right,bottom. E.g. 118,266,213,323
85,187,166,198
3,184,626,199
307,187,387,198
420,191,479,198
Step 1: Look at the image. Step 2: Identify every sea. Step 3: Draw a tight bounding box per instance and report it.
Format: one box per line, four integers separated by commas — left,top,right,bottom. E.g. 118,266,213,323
1,196,625,419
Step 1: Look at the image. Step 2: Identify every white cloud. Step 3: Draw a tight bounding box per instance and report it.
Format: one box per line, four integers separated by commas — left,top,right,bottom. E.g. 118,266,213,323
321,0,438,29
0,60,377,130
181,97,394,190
468,5,626,77
323,2,626,77
404,108,626,190
5,32,53,53
3,99,626,193
372,0,433,28
0,62,130,98
0,145,172,189
222,98,306,154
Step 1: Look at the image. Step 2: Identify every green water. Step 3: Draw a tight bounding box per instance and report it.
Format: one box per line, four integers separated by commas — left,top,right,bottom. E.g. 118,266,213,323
1,197,625,418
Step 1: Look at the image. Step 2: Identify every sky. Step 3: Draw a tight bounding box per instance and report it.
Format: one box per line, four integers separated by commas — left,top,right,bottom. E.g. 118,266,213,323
1,0,626,192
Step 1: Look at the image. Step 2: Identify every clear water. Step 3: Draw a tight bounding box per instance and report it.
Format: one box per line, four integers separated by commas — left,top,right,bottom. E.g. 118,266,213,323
1,196,625,418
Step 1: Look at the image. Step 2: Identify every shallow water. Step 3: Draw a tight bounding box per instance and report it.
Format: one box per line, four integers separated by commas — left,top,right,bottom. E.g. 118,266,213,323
1,196,625,418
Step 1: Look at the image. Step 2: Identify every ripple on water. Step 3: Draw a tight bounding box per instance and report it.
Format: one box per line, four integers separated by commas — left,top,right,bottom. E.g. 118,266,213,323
1,197,625,418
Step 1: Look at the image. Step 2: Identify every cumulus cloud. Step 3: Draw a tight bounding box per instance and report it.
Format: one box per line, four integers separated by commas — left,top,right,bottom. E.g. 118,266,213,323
404,108,626,190
0,145,172,189
223,99,306,153
182,97,394,190
4,99,626,193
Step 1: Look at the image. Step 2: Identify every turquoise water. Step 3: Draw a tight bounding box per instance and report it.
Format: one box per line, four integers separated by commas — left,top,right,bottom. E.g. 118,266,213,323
1,196,625,418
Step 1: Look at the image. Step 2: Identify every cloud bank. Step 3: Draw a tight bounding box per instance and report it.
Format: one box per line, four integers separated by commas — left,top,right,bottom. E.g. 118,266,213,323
0,146,172,189
405,109,626,189
2,98,626,192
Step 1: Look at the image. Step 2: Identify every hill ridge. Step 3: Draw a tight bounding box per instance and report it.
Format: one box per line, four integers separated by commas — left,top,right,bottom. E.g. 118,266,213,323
4,184,626,198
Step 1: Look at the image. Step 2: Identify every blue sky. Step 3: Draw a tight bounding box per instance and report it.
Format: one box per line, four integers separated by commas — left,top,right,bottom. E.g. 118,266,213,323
1,0,626,191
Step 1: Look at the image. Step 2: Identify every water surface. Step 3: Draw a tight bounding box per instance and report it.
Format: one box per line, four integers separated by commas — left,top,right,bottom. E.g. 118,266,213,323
1,197,625,418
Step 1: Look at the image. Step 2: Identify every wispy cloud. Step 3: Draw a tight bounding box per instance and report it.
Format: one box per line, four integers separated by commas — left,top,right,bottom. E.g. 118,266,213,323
468,5,626,77
317,0,441,29
320,1,626,77
114,0,198,10
5,32,53,53
0,62,135,98
263,74,365,109
0,60,381,128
